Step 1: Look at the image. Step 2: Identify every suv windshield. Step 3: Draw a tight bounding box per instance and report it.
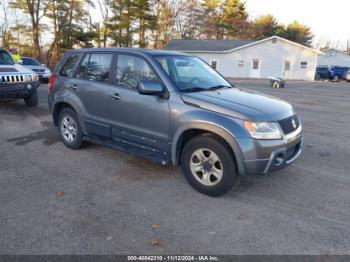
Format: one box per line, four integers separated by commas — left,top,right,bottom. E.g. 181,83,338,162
23,57,41,66
155,55,232,92
0,50,15,65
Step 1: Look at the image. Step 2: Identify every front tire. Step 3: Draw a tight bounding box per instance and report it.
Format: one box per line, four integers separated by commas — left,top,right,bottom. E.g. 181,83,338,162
58,108,83,149
24,90,38,107
181,135,239,197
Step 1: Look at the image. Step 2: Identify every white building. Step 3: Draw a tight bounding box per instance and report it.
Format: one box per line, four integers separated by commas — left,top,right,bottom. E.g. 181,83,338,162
165,36,322,81
317,49,350,67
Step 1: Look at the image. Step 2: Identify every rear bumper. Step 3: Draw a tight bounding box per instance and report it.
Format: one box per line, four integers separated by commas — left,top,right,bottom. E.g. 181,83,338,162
0,81,39,100
241,127,303,174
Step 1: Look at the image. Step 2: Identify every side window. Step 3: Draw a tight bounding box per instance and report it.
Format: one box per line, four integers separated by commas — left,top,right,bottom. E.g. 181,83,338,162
76,55,90,79
300,61,308,69
59,54,80,77
116,55,159,89
86,53,113,82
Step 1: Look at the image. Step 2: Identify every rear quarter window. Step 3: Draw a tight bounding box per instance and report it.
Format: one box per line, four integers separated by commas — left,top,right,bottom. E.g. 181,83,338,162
59,54,81,77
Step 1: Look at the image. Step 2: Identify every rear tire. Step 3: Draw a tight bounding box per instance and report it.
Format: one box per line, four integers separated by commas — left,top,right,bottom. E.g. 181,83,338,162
181,135,239,197
24,90,38,107
58,108,84,149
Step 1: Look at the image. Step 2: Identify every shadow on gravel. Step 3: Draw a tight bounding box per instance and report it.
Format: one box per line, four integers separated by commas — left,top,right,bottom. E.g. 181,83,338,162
6,120,59,146
0,101,49,117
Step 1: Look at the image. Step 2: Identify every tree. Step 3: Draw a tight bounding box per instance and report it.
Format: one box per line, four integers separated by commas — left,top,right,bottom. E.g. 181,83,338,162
284,21,313,47
96,0,110,47
108,0,138,47
220,0,249,39
200,0,249,40
200,0,220,39
149,0,178,48
175,0,202,40
9,0,48,60
134,0,156,47
249,14,280,39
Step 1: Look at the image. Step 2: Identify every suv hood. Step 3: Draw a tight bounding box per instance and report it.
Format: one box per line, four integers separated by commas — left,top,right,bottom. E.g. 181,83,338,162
181,87,295,122
0,64,34,75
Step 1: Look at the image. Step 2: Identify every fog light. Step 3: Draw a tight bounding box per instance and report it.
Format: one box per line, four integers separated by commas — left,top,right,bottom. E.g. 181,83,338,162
27,84,32,90
274,154,284,166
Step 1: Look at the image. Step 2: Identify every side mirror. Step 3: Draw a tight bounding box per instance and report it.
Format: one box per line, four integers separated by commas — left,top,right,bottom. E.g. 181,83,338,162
137,80,163,95
42,64,46,67
17,59,23,65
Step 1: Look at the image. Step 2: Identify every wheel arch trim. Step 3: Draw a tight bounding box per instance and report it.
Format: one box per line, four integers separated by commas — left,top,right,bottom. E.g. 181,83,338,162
52,98,87,135
171,122,246,175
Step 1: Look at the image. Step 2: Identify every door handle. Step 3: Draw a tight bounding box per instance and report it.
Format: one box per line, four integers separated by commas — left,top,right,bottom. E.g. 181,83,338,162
111,93,121,100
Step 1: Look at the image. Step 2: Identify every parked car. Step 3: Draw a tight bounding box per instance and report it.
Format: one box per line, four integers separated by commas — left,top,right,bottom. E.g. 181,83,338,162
329,66,349,81
48,48,303,196
315,66,349,81
315,66,331,80
20,56,52,83
346,70,350,82
0,49,40,107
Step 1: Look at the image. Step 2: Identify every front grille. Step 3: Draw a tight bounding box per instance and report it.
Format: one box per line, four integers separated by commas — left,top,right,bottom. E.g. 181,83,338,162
0,74,31,83
278,115,300,135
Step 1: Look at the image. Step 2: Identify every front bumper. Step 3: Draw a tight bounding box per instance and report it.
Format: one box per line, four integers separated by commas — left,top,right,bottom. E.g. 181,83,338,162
0,81,39,100
37,73,51,81
242,126,303,174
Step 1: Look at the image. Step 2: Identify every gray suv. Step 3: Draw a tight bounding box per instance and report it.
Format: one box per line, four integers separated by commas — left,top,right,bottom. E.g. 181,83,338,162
48,48,303,196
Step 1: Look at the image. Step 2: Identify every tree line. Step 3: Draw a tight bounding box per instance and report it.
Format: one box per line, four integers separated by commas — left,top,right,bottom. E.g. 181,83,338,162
0,0,313,66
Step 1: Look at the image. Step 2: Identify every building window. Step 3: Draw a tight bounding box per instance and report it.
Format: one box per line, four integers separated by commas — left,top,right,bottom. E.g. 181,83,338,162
211,59,218,70
238,60,245,67
284,60,291,71
252,59,259,70
300,61,308,69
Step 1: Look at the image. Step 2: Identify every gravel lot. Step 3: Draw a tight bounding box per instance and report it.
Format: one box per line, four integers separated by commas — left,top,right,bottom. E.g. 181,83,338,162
0,80,350,255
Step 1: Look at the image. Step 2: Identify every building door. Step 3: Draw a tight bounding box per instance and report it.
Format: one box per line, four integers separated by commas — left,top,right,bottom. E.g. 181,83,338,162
250,59,261,78
283,60,293,79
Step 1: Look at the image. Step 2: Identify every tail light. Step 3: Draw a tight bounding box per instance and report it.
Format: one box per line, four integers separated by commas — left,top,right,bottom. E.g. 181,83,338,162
48,74,57,96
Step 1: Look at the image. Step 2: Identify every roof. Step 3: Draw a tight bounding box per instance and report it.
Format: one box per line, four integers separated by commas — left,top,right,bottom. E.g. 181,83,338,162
165,39,256,52
324,49,350,56
165,36,323,54
66,47,184,56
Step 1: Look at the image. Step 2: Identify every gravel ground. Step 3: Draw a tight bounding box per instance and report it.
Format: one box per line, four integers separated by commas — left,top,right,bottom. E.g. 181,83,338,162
0,80,350,255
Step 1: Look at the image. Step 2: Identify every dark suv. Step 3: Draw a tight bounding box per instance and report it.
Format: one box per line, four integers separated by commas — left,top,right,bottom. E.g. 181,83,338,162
48,48,303,196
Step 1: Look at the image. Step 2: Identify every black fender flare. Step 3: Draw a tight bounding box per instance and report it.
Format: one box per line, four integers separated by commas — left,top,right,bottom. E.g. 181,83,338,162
171,122,246,175
52,97,87,135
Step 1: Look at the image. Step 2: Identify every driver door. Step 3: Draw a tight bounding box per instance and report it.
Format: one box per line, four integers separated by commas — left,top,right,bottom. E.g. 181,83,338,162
108,54,170,158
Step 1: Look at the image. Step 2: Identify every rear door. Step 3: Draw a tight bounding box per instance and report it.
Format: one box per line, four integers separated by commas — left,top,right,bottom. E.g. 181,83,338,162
72,52,115,138
107,53,170,158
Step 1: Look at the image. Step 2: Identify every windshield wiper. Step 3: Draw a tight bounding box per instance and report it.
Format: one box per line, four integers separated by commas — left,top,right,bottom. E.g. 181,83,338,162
208,85,232,91
180,87,207,93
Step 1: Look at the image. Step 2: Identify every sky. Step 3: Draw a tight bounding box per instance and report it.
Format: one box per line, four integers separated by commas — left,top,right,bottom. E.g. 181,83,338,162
245,0,350,49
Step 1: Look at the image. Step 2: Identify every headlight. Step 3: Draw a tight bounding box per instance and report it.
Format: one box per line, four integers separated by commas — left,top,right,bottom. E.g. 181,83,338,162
244,120,282,140
24,75,32,82
32,74,39,81
45,69,51,74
